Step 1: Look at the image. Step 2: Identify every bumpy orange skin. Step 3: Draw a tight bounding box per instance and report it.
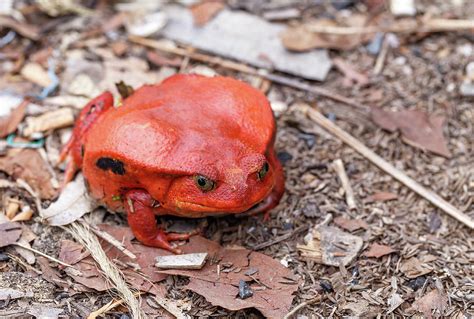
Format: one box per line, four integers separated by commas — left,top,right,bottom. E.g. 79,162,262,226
61,74,284,252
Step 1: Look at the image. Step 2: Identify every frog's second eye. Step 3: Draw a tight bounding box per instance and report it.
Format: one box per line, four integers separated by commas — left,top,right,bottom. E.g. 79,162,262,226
257,162,269,180
193,175,215,192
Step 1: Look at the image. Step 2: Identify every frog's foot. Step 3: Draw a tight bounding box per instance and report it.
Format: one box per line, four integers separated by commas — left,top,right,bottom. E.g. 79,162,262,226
59,92,114,185
125,189,196,254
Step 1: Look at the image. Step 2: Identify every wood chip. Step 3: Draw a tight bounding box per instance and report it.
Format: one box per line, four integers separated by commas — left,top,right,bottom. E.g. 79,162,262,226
23,108,75,137
155,253,208,270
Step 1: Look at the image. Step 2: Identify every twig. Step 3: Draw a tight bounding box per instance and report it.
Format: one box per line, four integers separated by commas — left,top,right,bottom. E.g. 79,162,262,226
373,34,389,75
283,295,323,319
305,18,474,35
81,220,137,260
332,159,357,210
152,296,191,319
128,35,370,111
251,224,309,250
301,105,474,229
87,292,143,319
12,242,73,268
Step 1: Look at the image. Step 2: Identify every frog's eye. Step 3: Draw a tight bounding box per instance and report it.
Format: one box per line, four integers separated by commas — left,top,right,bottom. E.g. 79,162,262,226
257,162,269,180
193,175,215,192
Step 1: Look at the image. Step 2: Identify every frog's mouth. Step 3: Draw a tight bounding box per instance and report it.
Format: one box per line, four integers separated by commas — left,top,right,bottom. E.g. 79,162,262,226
172,185,274,217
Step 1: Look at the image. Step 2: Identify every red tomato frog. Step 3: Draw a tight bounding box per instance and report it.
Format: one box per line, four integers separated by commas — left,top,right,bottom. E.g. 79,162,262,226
60,74,285,253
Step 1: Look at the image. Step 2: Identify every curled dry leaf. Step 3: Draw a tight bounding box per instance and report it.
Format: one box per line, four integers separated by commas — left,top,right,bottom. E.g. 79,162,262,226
364,243,396,258
0,98,27,138
333,216,368,232
0,222,22,248
190,1,225,27
371,108,451,157
280,15,375,51
0,149,56,199
41,174,96,225
411,289,447,319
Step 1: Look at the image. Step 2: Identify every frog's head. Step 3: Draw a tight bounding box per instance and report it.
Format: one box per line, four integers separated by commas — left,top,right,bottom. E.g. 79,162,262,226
162,152,276,216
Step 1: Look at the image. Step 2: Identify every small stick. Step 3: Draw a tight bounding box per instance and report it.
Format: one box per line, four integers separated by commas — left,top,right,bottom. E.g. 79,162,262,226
305,18,474,35
301,105,474,229
12,242,73,268
128,36,369,111
152,296,191,319
373,35,389,75
251,224,309,250
81,220,137,260
332,159,357,210
87,292,143,319
283,295,323,319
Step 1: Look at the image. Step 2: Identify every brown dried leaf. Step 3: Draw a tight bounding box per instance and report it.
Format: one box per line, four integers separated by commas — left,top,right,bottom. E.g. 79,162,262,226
0,222,22,248
158,236,299,318
190,1,225,27
0,99,27,138
334,216,368,232
280,15,375,51
58,225,168,294
0,148,57,199
366,191,398,203
364,243,396,258
333,58,369,86
411,289,447,319
400,257,433,278
370,108,451,158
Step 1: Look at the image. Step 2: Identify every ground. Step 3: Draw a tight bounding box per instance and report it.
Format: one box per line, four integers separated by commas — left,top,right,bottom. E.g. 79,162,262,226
0,1,472,318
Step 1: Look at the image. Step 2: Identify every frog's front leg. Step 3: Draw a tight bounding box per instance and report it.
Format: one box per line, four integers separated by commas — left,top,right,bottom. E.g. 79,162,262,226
124,189,195,254
59,92,114,185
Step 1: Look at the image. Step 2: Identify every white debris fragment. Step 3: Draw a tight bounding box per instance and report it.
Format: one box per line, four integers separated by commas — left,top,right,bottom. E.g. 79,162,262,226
390,0,416,16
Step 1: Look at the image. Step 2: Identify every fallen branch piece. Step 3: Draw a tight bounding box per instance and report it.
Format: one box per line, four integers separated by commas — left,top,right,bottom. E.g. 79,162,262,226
301,105,474,229
155,252,207,270
283,295,323,319
332,159,357,210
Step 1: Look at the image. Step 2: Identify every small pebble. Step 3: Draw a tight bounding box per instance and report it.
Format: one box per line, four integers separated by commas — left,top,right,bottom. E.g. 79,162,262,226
238,280,253,299
457,44,472,57
390,0,416,16
460,82,474,96
319,279,334,293
0,253,10,262
465,61,474,80
405,276,427,291
277,151,292,164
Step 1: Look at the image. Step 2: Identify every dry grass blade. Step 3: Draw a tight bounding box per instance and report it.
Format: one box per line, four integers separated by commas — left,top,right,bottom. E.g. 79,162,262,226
302,105,474,229
12,242,73,268
87,292,143,319
67,222,144,318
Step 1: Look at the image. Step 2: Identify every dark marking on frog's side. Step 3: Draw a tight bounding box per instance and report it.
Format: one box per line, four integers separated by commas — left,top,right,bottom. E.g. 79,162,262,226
96,157,126,175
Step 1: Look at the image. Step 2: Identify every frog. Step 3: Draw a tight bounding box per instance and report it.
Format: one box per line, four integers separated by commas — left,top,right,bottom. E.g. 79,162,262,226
59,74,284,253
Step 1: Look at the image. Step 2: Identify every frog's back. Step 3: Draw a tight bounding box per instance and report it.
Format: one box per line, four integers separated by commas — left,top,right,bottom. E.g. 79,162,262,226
84,74,276,176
